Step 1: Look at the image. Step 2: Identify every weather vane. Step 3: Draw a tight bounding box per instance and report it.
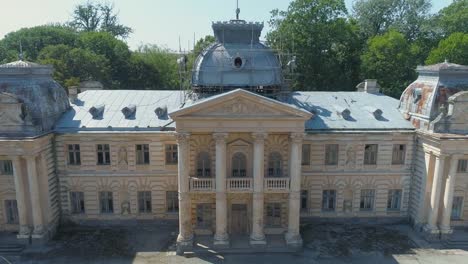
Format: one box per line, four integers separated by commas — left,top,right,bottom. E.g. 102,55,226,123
236,0,240,20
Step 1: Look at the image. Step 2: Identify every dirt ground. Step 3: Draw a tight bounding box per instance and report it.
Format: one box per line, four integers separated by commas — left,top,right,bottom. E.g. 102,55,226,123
8,223,468,264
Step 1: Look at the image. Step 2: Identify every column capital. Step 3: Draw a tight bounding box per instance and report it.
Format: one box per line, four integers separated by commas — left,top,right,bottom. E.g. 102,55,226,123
435,152,449,159
175,132,190,144
252,132,268,142
213,133,229,143
450,154,464,160
290,133,305,143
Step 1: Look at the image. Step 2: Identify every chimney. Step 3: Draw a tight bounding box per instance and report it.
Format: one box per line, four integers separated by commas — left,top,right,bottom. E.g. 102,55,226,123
356,79,380,94
69,86,78,103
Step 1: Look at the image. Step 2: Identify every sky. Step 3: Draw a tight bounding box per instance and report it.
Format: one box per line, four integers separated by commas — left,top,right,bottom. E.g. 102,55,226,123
0,0,454,51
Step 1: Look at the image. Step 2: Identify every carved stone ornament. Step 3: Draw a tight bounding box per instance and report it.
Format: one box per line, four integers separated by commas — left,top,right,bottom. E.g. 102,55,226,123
213,133,228,143
121,200,131,215
346,145,356,165
118,147,128,165
175,133,190,144
290,133,305,143
199,98,278,116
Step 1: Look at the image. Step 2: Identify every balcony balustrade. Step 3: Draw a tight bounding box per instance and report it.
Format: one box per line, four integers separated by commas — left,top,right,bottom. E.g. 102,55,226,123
264,177,290,192
189,178,215,192
227,178,253,192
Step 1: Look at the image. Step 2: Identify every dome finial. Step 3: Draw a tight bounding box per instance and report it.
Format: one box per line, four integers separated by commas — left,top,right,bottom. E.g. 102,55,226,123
444,58,449,63
236,0,240,20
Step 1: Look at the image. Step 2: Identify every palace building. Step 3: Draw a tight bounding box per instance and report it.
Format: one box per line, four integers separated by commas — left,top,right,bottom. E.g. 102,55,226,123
0,16,467,253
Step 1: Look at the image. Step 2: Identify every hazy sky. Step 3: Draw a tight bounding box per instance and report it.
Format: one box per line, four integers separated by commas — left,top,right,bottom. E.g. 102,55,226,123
0,0,453,51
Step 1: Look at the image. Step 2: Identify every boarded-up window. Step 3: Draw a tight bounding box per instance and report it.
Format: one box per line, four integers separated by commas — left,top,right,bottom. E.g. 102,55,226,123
301,144,311,166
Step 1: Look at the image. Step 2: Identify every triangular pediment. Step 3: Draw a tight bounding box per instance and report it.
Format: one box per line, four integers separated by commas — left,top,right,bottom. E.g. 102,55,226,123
170,89,312,120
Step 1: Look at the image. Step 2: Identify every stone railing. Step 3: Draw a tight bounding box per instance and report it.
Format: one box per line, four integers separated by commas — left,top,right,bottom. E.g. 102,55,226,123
227,178,253,192
264,178,290,192
190,178,215,192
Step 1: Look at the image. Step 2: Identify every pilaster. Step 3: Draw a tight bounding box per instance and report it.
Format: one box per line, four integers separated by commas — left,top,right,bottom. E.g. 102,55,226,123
423,153,446,239
11,156,31,240
25,155,45,240
213,133,229,247
440,154,463,237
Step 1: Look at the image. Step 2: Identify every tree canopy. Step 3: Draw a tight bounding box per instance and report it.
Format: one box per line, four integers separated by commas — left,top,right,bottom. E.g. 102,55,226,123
426,33,468,65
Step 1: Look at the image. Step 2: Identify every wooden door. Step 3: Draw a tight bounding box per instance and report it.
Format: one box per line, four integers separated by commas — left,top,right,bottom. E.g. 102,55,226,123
231,204,248,235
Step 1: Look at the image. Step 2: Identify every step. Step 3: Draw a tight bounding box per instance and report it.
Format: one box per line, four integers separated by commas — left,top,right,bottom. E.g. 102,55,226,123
0,244,25,254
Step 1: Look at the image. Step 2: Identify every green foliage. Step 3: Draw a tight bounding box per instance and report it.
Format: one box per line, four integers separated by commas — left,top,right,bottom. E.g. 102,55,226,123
361,30,416,98
267,0,363,91
124,53,161,90
426,33,468,65
0,25,78,60
352,0,432,40
193,36,216,55
69,1,132,38
436,0,468,35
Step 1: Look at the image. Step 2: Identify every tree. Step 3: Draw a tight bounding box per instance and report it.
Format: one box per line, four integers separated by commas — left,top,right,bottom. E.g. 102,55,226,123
0,25,78,61
77,31,131,88
426,33,468,66
193,36,215,55
361,30,416,98
436,0,468,36
69,2,132,39
267,0,362,91
136,45,180,90
352,0,432,39
124,53,161,90
38,44,111,87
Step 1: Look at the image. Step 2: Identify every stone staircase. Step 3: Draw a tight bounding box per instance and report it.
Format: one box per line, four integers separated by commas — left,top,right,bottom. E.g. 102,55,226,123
443,229,468,250
0,244,25,255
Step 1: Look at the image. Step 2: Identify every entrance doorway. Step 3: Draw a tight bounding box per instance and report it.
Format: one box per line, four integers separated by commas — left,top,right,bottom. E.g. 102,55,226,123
230,204,248,235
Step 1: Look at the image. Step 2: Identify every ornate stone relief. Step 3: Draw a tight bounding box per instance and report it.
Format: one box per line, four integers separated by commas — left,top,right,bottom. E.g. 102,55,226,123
118,147,128,165
345,145,356,166
197,98,279,116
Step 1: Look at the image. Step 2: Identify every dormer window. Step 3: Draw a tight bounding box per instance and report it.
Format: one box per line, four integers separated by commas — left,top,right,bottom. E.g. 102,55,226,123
122,105,136,119
413,88,422,103
155,106,168,119
89,105,105,119
234,57,243,68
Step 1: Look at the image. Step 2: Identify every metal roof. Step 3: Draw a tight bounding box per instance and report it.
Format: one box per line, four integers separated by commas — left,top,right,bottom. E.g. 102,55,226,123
55,90,188,133
55,90,414,132
287,92,414,131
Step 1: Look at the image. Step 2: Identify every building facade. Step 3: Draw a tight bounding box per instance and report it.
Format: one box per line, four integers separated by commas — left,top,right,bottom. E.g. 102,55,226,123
0,18,467,252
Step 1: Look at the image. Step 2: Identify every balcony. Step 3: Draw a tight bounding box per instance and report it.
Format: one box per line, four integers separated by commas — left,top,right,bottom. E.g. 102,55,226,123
264,178,290,192
190,178,215,192
227,178,253,192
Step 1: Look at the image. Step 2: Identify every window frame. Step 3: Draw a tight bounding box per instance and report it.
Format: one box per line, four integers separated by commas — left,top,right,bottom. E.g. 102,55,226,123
166,191,179,213
322,190,337,212
196,151,211,177
457,160,468,173
196,203,213,228
451,196,464,220
364,144,378,165
0,160,13,175
96,144,111,166
136,144,150,165
266,203,282,227
99,191,114,214
67,144,81,166
138,191,152,214
360,189,375,211
392,144,406,165
387,189,402,211
165,144,178,165
301,144,311,166
268,152,283,177
325,144,339,166
70,191,85,215
4,200,18,224
300,190,309,212
232,152,247,177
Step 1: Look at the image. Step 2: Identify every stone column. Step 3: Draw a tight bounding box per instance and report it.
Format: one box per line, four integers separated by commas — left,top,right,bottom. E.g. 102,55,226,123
213,133,229,247
11,156,30,238
285,133,304,248
440,155,462,235
176,133,193,252
26,155,45,237
424,153,446,235
250,132,268,246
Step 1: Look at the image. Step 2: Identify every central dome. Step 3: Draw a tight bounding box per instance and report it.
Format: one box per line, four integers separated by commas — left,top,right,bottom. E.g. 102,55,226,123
191,20,283,97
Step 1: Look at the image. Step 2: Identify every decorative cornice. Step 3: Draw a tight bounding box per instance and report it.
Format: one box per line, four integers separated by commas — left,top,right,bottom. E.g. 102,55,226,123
175,133,190,144
213,133,229,143
252,132,268,143
290,133,305,143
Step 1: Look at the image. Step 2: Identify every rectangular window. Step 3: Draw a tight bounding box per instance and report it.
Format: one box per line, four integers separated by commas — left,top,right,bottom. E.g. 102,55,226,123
458,160,468,173
266,203,282,227
136,144,150,165
67,144,81,165
325,144,339,165
387,189,402,211
392,144,406,165
166,191,179,213
360,189,375,211
4,200,18,224
301,190,308,211
0,160,13,175
322,190,336,211
364,144,378,165
70,192,85,214
165,144,178,165
99,191,114,214
451,196,464,220
138,191,152,213
301,144,311,166
196,204,213,228
96,144,111,165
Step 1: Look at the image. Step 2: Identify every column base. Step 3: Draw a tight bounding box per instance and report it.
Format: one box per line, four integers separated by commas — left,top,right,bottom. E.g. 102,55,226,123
176,234,193,255
423,225,440,241
285,232,303,249
213,238,230,248
250,238,267,248
31,232,48,246
440,227,453,240
16,233,31,245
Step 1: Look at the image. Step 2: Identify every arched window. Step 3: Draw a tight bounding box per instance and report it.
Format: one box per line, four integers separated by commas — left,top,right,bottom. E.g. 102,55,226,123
268,152,282,177
232,152,247,177
197,152,211,177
